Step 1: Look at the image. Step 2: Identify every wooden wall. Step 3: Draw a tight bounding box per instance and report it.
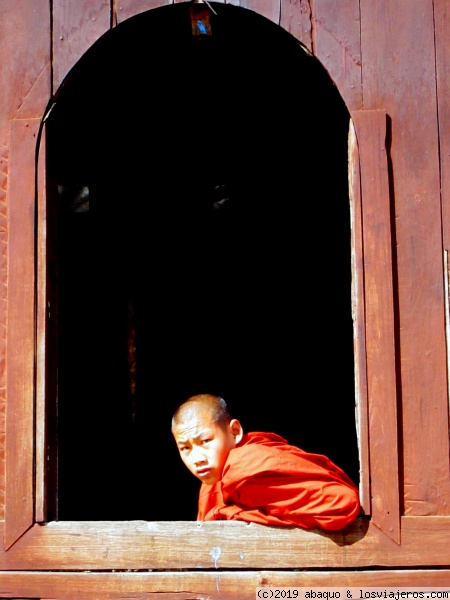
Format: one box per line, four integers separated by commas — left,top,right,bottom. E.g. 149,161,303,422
0,0,449,596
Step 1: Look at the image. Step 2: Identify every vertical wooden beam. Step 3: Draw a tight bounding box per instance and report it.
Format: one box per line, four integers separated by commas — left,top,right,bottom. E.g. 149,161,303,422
436,0,450,417
348,120,370,515
360,0,450,516
5,119,40,550
0,0,51,523
435,0,450,251
35,125,47,523
351,110,400,544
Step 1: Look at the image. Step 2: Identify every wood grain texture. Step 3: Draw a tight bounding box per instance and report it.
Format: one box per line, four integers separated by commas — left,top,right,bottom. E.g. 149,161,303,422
280,0,312,50
1,518,450,570
35,127,47,524
351,110,400,543
0,0,51,522
0,0,50,124
114,0,173,25
312,0,362,111
4,119,40,550
0,568,448,599
53,0,110,92
360,0,450,516
435,0,450,250
0,371,5,521
348,121,370,515
0,225,6,521
226,0,281,24
0,0,448,584
0,142,6,525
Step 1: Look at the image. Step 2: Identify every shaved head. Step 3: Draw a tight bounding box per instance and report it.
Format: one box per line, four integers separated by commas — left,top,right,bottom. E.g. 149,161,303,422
172,394,231,432
171,394,243,485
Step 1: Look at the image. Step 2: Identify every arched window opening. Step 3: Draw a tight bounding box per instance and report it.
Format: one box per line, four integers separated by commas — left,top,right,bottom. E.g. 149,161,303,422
46,3,359,521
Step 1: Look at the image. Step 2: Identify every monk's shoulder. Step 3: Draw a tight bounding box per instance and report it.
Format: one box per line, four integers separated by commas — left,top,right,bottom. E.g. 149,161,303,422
228,432,282,468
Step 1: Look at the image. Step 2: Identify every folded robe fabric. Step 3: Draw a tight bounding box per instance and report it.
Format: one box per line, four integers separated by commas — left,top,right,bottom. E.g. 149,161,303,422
197,431,360,530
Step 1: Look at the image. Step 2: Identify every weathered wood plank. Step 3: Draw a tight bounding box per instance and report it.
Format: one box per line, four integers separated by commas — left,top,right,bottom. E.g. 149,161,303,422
360,0,450,517
1,518,450,570
437,0,450,414
0,294,5,520
280,0,312,50
0,0,51,523
1,0,51,123
114,0,173,24
0,569,449,599
348,121,370,515
35,126,47,524
4,119,40,550
53,0,110,92
351,110,400,543
435,0,450,250
312,0,362,111
226,0,281,25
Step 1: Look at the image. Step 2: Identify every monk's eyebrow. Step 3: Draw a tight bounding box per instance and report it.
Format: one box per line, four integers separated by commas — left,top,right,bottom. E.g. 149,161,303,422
177,430,210,445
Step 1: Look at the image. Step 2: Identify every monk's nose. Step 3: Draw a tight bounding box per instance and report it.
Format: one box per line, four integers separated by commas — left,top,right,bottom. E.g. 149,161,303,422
191,445,206,464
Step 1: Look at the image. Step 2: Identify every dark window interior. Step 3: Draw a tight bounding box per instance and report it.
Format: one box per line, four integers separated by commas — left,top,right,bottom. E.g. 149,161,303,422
46,2,359,521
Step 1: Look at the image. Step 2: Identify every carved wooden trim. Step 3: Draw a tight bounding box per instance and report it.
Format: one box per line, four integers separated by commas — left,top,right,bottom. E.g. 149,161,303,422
1,518,450,570
4,118,40,550
350,110,400,544
348,120,370,515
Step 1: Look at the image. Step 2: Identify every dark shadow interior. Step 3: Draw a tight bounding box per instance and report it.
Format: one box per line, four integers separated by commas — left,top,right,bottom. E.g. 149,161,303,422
47,2,359,521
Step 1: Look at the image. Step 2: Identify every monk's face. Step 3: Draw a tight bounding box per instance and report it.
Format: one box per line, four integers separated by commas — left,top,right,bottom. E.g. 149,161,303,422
172,410,243,486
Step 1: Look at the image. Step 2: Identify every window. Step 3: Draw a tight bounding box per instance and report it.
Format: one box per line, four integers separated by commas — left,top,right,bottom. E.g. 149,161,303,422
5,2,404,576
45,3,359,521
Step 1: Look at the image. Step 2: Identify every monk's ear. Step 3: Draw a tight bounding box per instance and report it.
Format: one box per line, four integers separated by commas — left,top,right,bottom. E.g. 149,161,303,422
229,419,244,444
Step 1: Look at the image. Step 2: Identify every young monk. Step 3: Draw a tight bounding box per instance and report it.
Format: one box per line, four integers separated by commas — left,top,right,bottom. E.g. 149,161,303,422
171,393,360,530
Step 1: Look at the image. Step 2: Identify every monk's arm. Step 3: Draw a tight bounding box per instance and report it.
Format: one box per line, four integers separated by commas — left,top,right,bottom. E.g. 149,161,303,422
218,473,360,530
199,442,361,530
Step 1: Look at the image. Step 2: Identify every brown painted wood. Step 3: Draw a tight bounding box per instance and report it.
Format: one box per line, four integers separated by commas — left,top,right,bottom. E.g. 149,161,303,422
351,110,400,543
0,569,448,599
0,201,6,526
114,0,173,24
0,339,5,522
1,0,449,587
52,0,110,93
280,0,312,50
360,0,450,516
35,127,47,524
435,0,450,250
1,518,450,570
437,0,450,393
0,0,51,524
348,121,370,515
227,0,281,24
312,0,362,111
1,1,50,123
4,119,40,550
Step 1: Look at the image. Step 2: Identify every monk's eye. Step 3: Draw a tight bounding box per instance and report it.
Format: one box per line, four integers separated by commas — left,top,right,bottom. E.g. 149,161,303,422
201,438,212,445
179,445,189,453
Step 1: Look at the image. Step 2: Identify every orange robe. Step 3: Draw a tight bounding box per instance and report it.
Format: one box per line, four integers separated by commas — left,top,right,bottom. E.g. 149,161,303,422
197,432,360,530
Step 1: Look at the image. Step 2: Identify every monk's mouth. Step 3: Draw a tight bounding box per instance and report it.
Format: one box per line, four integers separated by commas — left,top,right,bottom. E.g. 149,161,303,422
197,468,212,477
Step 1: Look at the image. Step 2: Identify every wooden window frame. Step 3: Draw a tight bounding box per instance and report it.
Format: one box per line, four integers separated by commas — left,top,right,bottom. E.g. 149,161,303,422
3,109,450,580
